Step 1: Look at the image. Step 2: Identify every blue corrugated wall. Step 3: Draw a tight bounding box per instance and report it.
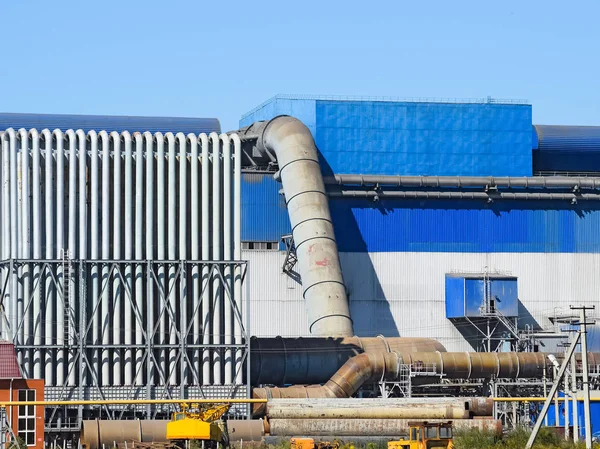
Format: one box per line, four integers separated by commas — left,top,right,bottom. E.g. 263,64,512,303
241,173,290,243
329,199,600,253
241,97,532,177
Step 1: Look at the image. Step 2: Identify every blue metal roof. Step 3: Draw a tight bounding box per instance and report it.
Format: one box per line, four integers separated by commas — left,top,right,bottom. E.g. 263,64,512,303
0,112,220,134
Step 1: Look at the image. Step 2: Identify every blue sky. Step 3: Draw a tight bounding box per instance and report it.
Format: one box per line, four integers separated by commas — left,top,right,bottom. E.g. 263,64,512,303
1,0,598,131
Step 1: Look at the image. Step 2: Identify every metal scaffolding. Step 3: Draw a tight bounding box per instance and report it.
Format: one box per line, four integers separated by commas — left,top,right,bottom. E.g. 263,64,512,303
0,259,250,429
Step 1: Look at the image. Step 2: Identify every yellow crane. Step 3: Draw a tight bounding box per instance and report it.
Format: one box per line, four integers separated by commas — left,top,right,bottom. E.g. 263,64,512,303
166,402,232,448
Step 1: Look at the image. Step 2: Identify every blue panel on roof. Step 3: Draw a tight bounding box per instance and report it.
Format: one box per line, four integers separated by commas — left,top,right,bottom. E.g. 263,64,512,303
241,173,290,242
0,112,220,134
327,198,600,253
445,275,465,318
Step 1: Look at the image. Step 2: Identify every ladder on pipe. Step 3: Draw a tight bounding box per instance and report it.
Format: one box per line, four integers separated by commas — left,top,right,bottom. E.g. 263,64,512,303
61,249,73,346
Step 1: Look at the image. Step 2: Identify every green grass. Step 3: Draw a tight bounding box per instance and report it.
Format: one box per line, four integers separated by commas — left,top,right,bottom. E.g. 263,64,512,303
453,427,596,449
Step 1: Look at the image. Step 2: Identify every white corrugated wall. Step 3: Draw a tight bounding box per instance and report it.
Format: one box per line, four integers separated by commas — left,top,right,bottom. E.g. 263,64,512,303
245,250,599,351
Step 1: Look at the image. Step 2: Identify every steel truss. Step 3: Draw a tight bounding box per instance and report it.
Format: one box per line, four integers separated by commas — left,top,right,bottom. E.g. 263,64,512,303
0,259,250,430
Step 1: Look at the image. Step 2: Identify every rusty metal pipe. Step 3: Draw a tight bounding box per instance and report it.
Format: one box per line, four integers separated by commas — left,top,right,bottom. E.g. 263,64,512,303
253,350,600,416
250,336,446,386
267,418,503,437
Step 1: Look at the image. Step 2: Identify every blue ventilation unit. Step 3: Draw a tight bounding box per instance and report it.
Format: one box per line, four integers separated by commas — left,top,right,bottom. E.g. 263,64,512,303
445,274,518,319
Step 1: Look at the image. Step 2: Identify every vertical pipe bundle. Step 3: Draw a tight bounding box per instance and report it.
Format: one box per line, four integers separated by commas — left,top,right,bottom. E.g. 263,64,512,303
0,129,242,389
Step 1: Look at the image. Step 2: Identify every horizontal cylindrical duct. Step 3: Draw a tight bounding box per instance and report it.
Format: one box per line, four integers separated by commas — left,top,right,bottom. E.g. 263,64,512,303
80,419,264,448
0,128,242,388
250,336,446,386
265,398,494,419
266,418,503,437
329,190,600,202
253,350,600,414
80,419,169,449
324,174,600,189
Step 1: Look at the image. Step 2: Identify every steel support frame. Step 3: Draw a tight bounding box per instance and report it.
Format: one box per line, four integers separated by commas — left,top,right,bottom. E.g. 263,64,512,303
0,259,250,431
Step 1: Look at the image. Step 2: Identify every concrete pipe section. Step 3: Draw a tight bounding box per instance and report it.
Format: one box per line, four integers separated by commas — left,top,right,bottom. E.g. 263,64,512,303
266,418,503,437
80,420,169,449
80,419,264,448
264,398,493,420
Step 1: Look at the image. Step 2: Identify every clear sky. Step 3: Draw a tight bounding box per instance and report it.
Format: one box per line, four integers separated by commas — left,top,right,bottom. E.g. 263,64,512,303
1,0,598,132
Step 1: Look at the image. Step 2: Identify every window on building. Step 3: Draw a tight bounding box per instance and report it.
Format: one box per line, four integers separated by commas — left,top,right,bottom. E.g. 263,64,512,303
241,241,279,251
17,389,35,446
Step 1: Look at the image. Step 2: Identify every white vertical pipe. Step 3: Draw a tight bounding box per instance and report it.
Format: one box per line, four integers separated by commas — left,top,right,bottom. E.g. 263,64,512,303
89,130,99,381
111,131,122,386
166,132,177,386
19,129,30,374
66,130,77,386
31,130,42,379
99,131,111,386
571,347,578,442
77,130,87,259
177,132,187,385
134,133,144,386
122,131,133,385
231,133,242,384
0,133,8,343
54,129,65,386
16,131,25,361
210,132,221,385
2,133,10,262
144,131,155,388
190,134,200,379
7,129,18,345
156,133,167,379
221,134,232,385
42,129,54,384
200,134,210,384
76,129,87,387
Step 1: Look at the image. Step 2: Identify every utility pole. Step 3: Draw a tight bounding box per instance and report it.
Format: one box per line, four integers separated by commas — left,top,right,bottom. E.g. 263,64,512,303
525,334,580,449
571,305,595,449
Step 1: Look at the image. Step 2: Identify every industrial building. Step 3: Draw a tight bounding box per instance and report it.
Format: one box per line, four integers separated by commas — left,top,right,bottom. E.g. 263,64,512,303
1,95,600,440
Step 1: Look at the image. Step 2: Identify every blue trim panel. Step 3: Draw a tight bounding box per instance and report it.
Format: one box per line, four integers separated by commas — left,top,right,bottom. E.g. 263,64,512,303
0,112,220,134
328,199,600,253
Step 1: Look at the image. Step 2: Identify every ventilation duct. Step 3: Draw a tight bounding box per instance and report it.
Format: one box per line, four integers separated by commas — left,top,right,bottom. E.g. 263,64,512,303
237,117,353,337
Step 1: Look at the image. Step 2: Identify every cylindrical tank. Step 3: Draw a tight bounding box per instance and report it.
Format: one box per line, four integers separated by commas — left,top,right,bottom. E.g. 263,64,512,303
267,418,503,436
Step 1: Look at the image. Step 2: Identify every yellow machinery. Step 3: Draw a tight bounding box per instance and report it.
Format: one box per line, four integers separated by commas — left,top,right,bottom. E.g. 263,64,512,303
388,421,453,449
290,438,340,449
166,402,231,447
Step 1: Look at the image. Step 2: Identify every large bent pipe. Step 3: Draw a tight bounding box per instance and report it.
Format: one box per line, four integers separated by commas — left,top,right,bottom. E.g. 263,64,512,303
252,350,600,415
239,116,353,336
